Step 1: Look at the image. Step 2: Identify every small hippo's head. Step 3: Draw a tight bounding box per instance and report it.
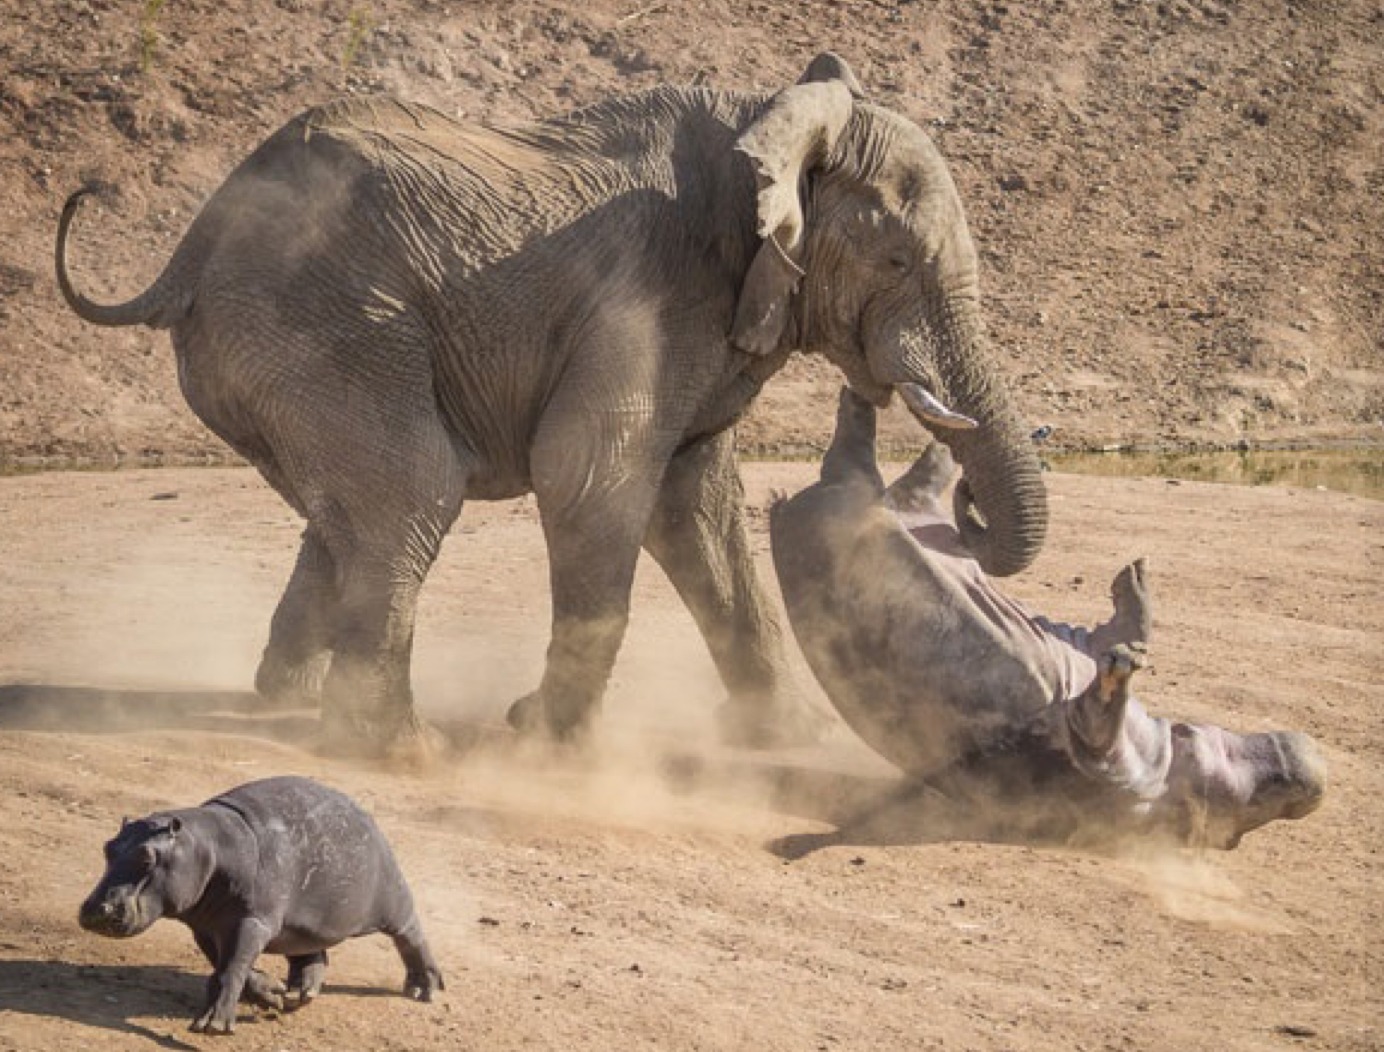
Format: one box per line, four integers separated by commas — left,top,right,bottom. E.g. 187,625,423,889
80,816,200,938
1147,725,1328,849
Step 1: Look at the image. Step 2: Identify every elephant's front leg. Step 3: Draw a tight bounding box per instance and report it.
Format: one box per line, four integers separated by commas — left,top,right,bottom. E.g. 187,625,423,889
644,430,822,748
507,503,650,742
508,407,664,742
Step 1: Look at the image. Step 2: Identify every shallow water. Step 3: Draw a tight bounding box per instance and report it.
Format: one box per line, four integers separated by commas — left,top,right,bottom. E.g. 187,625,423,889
1045,447,1384,500
4,447,1383,500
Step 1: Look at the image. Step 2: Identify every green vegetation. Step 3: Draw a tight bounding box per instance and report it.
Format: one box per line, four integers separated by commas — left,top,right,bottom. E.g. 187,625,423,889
342,6,374,69
139,0,166,72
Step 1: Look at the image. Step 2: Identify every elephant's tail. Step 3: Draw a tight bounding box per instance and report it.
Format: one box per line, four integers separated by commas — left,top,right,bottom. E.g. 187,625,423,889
56,186,189,329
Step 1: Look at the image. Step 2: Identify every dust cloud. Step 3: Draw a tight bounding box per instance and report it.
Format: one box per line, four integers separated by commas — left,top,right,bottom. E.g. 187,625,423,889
1117,845,1296,934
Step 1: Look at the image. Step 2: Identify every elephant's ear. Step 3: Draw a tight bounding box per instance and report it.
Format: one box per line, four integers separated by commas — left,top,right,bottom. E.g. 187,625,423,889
730,55,861,356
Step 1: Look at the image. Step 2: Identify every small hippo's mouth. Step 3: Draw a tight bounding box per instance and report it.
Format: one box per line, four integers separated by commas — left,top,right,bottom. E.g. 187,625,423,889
79,891,155,938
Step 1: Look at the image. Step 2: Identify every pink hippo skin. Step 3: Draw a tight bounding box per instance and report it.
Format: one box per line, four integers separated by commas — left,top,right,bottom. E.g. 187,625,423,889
770,389,1326,848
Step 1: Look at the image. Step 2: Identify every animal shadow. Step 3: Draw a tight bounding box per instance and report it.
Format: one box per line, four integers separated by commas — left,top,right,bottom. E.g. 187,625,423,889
0,958,203,1049
659,752,1092,859
0,683,318,743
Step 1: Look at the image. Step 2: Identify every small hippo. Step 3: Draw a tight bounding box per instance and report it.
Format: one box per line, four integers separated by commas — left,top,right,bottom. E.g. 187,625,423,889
770,389,1326,848
80,775,443,1033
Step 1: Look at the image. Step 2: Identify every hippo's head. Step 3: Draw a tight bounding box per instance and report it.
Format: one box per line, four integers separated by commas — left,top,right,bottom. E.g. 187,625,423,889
1142,725,1327,849
79,816,204,938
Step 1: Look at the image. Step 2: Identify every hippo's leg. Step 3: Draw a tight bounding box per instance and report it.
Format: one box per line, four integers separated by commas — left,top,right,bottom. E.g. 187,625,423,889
1036,560,1152,657
820,389,885,492
190,931,283,1010
1088,558,1153,653
390,917,445,1001
1068,643,1147,757
286,951,328,1004
883,442,957,516
190,918,274,1034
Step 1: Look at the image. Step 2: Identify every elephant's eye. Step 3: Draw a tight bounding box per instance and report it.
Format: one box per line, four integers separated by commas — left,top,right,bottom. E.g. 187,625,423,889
887,252,911,274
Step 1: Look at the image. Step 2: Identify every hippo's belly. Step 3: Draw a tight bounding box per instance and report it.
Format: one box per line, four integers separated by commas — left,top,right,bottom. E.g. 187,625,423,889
771,481,1067,776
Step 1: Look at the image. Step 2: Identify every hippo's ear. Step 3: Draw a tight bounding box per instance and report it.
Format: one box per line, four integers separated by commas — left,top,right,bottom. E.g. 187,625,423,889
120,817,131,830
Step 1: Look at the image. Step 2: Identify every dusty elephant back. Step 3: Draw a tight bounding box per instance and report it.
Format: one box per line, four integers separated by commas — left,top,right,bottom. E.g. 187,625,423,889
771,479,1055,776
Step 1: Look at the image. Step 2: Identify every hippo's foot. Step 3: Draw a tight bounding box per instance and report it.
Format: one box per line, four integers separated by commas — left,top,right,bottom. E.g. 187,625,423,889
191,982,240,1035
1097,642,1147,705
1069,643,1147,757
715,692,830,750
403,963,445,1002
253,649,329,711
505,689,595,746
1108,558,1153,646
286,951,328,1006
242,967,287,1011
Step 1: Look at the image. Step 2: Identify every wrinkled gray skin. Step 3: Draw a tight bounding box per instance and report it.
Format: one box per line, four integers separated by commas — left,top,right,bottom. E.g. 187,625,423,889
79,776,443,1034
55,52,1046,753
770,390,1327,848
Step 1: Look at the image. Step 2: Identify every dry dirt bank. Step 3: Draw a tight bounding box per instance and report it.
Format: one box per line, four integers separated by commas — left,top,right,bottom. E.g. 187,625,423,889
0,463,1379,1050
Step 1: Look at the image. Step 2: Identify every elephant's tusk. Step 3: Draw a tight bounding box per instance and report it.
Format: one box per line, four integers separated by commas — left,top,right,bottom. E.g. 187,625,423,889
898,382,978,430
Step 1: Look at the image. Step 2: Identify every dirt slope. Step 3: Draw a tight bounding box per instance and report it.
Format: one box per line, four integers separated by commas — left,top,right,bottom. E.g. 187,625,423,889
1,0,1381,460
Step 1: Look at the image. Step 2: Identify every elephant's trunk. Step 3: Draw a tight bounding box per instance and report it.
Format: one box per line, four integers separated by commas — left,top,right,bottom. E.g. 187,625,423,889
939,410,1048,577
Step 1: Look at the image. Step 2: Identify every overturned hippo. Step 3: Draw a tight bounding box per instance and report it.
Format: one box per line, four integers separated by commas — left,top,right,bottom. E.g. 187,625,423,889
80,776,443,1033
770,389,1325,848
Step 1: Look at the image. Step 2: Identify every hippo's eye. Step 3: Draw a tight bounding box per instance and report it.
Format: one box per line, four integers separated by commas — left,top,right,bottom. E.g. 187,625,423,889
138,844,159,870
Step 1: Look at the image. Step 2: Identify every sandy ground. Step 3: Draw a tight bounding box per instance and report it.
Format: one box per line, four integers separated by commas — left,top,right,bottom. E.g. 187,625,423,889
0,462,1380,1051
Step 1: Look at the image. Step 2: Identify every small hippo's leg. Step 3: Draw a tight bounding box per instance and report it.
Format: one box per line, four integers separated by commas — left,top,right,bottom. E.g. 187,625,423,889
820,389,886,492
286,951,328,1004
191,931,283,1011
1068,643,1147,757
389,916,445,1001
190,918,274,1034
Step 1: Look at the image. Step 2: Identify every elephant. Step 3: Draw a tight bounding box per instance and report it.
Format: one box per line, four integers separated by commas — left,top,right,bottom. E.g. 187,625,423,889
54,52,1048,755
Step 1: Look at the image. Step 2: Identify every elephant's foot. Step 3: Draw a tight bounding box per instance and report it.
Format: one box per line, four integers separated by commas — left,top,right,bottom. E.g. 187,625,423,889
317,703,444,767
505,689,596,745
253,649,330,710
715,691,830,750
1107,557,1152,647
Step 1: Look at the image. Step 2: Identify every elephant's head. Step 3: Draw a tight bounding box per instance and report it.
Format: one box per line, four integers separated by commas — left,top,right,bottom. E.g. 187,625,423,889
731,53,1047,576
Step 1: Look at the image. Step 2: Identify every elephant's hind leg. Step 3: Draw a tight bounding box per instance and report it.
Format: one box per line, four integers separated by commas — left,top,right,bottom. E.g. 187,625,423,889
313,450,466,754
257,403,466,754
255,526,338,709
